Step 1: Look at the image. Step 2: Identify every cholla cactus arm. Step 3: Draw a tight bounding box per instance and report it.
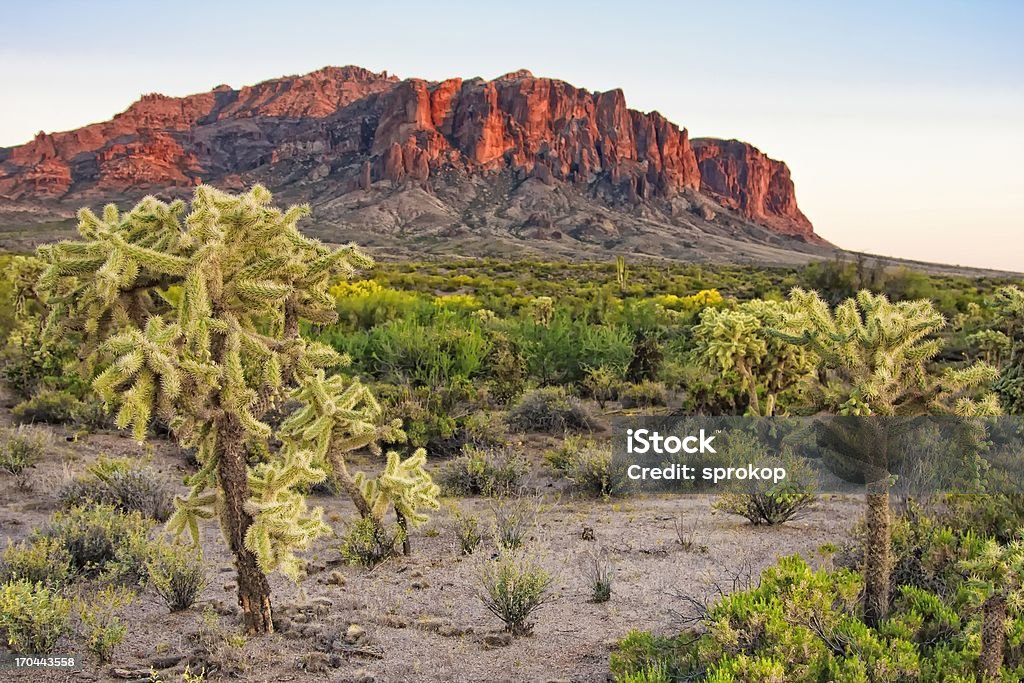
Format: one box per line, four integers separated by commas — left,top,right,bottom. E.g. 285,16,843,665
358,449,440,528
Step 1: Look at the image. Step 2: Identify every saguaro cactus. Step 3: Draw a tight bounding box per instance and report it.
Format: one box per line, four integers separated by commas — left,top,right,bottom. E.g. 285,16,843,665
36,185,436,632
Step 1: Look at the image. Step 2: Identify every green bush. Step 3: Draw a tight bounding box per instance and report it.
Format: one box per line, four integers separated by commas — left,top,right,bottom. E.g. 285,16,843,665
506,387,597,434
0,580,72,654
490,496,536,551
714,485,816,525
59,456,174,521
618,381,669,409
439,445,526,496
147,541,208,612
38,505,152,582
0,538,73,590
0,426,48,476
582,365,623,409
565,442,616,498
450,507,483,555
12,389,76,424
77,585,133,663
340,517,404,568
478,549,553,635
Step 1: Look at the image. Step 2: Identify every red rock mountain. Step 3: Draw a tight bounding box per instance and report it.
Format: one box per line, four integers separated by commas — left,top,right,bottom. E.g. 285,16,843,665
0,66,824,261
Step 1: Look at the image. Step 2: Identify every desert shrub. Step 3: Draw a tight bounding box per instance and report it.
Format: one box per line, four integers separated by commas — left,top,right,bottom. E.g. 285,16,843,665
460,410,509,449
0,580,72,654
478,549,553,635
580,546,614,603
11,389,85,425
714,484,816,526
439,445,526,496
340,517,404,568
147,541,208,612
506,387,597,434
450,507,483,555
484,333,527,405
77,585,133,663
545,436,616,497
0,538,73,590
610,631,690,683
940,493,1024,545
59,456,174,521
39,504,152,582
582,364,623,408
0,425,48,476
543,434,591,473
619,381,669,409
490,496,536,551
566,442,616,497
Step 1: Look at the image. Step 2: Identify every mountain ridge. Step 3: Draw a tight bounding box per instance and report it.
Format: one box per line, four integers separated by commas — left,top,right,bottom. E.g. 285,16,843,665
0,65,830,264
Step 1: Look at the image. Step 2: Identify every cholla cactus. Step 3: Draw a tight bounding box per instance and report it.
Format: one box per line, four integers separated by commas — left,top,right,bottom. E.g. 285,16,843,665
960,537,1024,679
775,288,1000,627
992,285,1024,414
35,185,437,633
277,369,439,554
691,299,814,416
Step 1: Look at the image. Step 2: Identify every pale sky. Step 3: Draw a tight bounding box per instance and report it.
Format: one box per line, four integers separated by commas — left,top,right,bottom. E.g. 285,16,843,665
2,0,1022,271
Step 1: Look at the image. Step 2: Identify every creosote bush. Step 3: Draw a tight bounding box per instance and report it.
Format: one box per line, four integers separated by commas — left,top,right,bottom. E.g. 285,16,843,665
479,549,553,636
0,579,72,654
439,445,526,496
77,585,133,663
147,541,208,612
0,425,49,476
340,517,405,568
38,504,152,582
450,507,483,555
506,387,598,434
714,484,816,526
0,538,73,590
491,496,537,551
59,456,174,521
618,381,669,409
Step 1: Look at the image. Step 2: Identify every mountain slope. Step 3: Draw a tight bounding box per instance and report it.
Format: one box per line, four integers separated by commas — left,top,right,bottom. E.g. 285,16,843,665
0,65,829,263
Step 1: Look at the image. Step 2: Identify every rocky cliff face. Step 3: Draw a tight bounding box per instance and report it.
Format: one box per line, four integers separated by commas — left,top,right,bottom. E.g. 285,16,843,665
692,138,812,238
0,65,818,244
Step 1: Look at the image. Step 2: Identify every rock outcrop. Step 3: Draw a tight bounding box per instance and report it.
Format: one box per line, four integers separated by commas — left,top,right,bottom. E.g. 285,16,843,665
692,138,813,238
0,65,815,240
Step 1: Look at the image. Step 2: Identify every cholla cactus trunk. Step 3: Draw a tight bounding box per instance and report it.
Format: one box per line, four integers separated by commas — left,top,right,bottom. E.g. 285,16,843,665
863,491,891,627
980,592,1007,680
216,413,273,633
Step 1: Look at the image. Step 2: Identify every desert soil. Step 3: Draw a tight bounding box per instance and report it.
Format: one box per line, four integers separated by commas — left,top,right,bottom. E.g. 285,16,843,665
0,407,862,683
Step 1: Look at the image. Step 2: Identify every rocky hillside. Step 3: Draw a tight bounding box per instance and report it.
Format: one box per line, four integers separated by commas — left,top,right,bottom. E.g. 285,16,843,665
0,65,828,263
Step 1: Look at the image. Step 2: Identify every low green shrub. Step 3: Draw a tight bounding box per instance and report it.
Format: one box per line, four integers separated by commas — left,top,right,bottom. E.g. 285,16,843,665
714,485,816,525
38,505,152,582
439,445,526,496
565,442,616,498
506,387,597,434
490,496,536,551
147,541,208,612
478,549,553,635
11,389,82,425
450,507,483,555
340,517,404,568
0,580,72,654
582,365,623,409
0,425,49,476
618,381,669,409
59,456,174,521
0,538,73,590
77,585,133,663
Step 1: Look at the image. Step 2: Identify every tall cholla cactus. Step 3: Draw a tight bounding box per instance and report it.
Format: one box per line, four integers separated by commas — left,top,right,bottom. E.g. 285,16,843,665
774,288,1000,627
36,185,438,633
960,536,1024,679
